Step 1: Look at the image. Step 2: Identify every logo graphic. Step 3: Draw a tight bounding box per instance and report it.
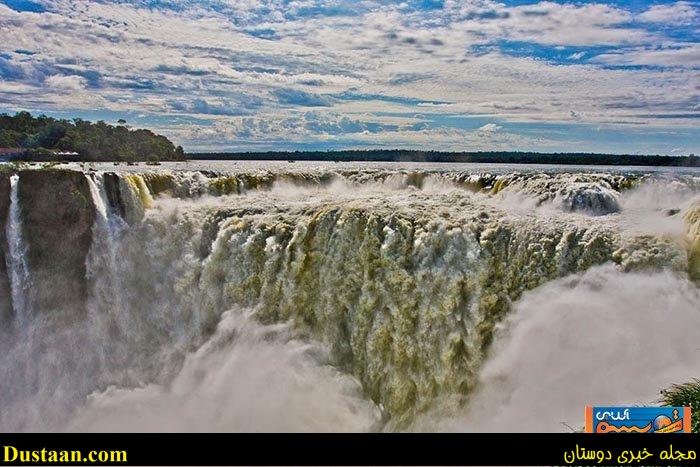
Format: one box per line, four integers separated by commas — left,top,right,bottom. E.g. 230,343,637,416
585,406,691,433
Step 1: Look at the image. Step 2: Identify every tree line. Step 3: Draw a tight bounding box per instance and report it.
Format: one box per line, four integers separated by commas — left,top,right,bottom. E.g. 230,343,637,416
192,149,700,167
0,111,185,162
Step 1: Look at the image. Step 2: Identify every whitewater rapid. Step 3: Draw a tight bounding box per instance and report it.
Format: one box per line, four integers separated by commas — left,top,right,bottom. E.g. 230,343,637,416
0,163,698,432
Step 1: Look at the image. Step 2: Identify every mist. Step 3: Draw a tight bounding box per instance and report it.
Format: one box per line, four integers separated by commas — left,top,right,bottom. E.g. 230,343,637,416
69,310,381,432
416,266,700,432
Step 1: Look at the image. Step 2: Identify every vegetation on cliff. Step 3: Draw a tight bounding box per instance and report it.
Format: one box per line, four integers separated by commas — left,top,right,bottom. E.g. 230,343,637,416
0,112,185,162
663,380,700,432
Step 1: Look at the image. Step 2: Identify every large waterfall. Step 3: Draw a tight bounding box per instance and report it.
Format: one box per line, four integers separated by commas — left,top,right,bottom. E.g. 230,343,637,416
0,163,698,432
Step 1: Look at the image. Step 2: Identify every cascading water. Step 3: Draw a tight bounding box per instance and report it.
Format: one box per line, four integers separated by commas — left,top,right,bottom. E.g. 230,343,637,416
0,163,698,432
414,265,700,432
68,310,382,432
84,173,130,374
86,174,111,230
4,174,31,324
84,174,127,283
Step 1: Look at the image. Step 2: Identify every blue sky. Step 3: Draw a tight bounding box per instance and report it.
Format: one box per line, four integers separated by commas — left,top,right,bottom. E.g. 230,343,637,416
0,0,698,154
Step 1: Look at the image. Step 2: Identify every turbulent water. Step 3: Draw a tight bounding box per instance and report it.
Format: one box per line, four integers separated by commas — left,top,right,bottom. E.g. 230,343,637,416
414,265,700,432
0,161,698,432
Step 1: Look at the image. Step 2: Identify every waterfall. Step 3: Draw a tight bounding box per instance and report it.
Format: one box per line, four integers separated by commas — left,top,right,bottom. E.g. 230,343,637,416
84,173,129,360
0,166,697,432
85,173,124,240
4,174,31,324
124,174,154,209
86,173,109,226
416,266,700,432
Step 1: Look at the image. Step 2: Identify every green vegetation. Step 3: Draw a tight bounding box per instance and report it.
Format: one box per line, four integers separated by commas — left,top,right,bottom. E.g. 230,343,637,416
0,111,185,162
193,150,700,167
662,380,700,432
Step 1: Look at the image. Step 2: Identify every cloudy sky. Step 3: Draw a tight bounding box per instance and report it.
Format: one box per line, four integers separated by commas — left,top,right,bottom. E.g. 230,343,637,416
0,0,698,153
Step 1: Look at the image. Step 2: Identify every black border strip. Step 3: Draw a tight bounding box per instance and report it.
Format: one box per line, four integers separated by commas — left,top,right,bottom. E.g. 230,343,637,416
1,434,699,466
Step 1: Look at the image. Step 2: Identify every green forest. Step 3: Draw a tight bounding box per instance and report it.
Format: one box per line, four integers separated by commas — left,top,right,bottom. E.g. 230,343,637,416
3,111,698,167
0,112,185,162
193,150,700,167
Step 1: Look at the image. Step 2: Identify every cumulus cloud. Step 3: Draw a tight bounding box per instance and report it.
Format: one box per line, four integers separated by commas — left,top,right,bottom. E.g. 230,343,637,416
501,2,652,46
0,0,696,152
639,1,698,25
477,123,502,133
44,74,87,90
169,112,558,152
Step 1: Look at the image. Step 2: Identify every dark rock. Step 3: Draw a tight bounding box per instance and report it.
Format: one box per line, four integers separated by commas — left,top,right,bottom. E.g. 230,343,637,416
18,170,96,316
103,172,127,220
0,171,13,325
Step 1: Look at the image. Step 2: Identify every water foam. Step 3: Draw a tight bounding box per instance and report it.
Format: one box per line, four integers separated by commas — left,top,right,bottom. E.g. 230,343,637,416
416,266,700,432
69,311,381,432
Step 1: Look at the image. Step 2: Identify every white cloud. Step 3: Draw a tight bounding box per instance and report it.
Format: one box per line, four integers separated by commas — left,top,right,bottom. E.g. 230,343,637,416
639,1,698,25
445,1,654,47
44,74,87,90
170,113,557,151
506,2,642,45
477,123,502,132
0,0,696,152
594,44,700,68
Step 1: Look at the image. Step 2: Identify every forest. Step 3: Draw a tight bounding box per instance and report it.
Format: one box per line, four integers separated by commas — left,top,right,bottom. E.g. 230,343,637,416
193,150,700,167
3,111,697,167
0,112,185,162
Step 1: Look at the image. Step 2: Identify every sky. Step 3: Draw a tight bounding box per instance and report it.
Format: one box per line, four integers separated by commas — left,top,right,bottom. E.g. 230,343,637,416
0,0,698,154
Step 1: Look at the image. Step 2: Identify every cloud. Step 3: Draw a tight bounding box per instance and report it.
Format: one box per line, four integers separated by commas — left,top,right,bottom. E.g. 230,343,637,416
594,44,700,68
272,88,331,107
169,112,558,152
44,74,87,90
168,97,262,116
0,56,27,80
0,0,696,153
639,1,698,25
500,2,652,46
388,72,432,85
477,123,502,133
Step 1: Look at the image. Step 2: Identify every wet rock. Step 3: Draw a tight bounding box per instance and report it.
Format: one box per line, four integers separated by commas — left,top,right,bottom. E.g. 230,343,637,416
18,169,96,315
102,172,145,224
0,171,13,324
103,172,127,220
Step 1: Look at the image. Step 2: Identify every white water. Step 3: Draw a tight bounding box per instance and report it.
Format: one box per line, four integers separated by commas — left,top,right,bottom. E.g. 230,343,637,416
85,173,125,309
417,266,700,432
1,166,698,432
85,173,126,240
86,174,108,222
4,174,31,324
69,310,381,432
